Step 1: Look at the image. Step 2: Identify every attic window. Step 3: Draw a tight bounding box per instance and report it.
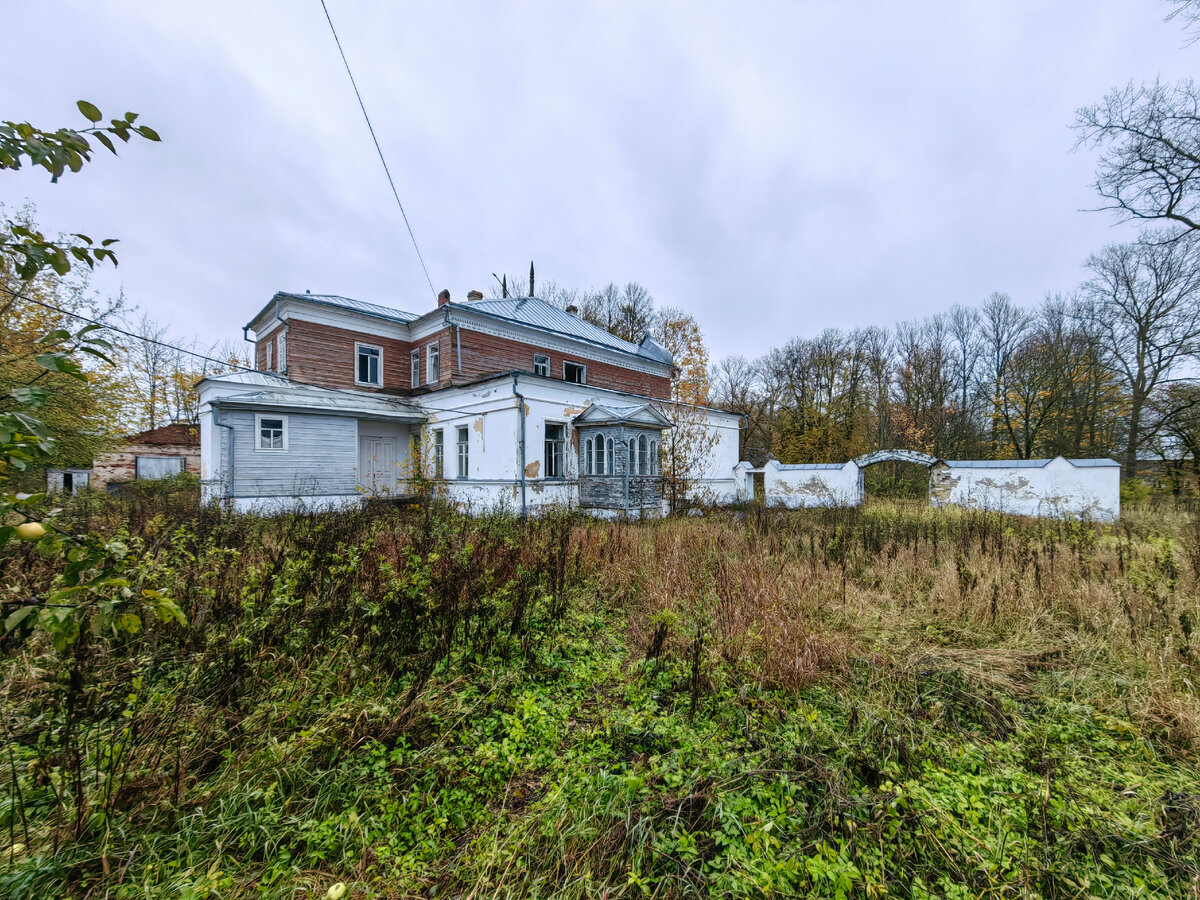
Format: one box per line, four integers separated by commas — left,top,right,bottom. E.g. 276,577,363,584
564,361,586,384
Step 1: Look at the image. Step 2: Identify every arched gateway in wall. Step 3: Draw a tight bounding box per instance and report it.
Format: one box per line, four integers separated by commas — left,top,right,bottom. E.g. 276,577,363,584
850,449,945,505
851,449,941,469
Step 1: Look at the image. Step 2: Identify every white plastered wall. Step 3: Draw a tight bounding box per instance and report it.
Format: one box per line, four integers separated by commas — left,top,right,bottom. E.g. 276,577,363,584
934,458,1120,520
763,460,862,508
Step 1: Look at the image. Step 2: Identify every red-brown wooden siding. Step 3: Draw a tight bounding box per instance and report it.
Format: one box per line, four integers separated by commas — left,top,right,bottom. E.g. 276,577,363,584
451,328,671,398
258,318,670,399
257,320,413,391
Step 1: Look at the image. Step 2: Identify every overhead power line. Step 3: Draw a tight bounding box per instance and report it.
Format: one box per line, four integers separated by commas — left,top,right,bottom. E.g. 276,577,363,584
318,0,437,299
0,283,424,408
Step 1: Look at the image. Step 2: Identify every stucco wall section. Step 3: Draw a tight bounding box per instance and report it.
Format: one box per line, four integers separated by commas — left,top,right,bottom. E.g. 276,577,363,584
763,460,861,508
933,458,1120,520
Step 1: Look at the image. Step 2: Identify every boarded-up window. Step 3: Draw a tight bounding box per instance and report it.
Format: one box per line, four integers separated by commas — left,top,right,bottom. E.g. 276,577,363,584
136,456,184,480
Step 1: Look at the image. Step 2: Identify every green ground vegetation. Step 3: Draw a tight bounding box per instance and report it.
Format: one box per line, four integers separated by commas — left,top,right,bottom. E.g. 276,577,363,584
2,488,1199,898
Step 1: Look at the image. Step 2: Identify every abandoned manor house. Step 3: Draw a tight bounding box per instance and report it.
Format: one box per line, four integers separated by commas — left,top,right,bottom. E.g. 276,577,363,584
197,290,1121,519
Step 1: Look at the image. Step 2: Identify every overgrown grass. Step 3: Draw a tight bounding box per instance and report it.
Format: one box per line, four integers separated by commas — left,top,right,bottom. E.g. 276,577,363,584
1,492,1199,898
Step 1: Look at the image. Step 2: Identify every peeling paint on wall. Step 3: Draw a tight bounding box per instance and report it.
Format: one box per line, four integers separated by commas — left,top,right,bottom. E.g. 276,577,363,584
525,460,540,478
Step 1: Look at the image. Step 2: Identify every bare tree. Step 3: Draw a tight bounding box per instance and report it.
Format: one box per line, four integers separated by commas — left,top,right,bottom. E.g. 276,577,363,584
1085,231,1200,473
1074,79,1200,233
980,293,1031,455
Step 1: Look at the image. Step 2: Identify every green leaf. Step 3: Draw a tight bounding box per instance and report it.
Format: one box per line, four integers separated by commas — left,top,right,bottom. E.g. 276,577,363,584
136,125,161,142
77,100,102,123
4,605,37,633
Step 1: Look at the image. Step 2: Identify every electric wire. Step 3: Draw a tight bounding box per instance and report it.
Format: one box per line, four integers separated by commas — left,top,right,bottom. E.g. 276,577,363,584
318,0,437,299
0,282,424,408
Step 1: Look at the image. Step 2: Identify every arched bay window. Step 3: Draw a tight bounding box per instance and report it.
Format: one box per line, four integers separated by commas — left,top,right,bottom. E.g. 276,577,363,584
584,438,593,475
605,437,614,474
594,432,606,475
638,435,648,475
650,439,659,475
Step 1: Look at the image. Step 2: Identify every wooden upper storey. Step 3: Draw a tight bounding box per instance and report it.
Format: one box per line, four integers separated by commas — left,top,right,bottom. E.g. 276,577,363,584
247,292,674,400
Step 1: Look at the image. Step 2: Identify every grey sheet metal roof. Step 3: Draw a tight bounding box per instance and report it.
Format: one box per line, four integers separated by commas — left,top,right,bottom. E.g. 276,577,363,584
573,402,674,428
246,292,420,330
204,372,424,421
944,457,1120,469
774,462,847,470
275,292,419,323
449,297,674,365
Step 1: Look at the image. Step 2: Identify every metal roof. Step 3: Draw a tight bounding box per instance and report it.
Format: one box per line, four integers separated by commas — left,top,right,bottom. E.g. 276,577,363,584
774,462,847,470
275,291,419,323
944,458,1120,469
573,402,674,428
448,297,674,365
203,372,424,421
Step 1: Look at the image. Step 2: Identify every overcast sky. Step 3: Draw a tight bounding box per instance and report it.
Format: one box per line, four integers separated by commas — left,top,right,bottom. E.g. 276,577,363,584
1,1,1194,360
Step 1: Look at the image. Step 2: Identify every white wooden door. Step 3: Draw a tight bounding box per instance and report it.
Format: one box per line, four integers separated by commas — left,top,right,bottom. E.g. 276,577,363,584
359,437,399,494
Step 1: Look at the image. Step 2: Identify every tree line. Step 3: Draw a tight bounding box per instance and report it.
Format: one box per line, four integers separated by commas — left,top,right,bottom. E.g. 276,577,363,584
710,230,1200,482
709,1,1200,489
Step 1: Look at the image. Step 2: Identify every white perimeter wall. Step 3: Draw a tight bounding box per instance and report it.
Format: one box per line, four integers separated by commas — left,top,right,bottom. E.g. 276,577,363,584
935,459,1120,520
764,460,861,508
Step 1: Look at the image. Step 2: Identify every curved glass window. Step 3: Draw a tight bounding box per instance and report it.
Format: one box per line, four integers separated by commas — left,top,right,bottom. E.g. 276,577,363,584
638,435,648,475
650,440,658,474
606,438,614,475
584,438,593,475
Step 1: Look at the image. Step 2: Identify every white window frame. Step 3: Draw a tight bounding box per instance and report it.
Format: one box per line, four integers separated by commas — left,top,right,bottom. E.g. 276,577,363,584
264,340,273,372
355,342,384,386
533,353,550,377
427,343,440,385
433,428,444,479
255,413,288,451
563,360,587,384
456,425,469,479
135,455,185,480
544,421,566,479
411,349,420,387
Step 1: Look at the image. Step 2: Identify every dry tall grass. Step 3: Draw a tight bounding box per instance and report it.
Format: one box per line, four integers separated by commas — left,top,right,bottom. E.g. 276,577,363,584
578,502,1200,751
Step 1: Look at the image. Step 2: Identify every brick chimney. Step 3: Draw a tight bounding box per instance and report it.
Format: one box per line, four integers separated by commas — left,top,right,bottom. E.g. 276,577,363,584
437,289,450,307
467,290,483,301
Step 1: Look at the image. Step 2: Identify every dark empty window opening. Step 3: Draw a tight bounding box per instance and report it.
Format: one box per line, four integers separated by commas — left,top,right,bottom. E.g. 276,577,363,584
564,361,586,384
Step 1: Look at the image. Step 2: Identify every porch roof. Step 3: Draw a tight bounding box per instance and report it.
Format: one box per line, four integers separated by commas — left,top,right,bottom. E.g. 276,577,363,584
203,372,425,422
572,402,674,429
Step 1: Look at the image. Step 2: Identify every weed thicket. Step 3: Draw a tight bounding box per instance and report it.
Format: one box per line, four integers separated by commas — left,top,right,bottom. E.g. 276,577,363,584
1,490,1199,898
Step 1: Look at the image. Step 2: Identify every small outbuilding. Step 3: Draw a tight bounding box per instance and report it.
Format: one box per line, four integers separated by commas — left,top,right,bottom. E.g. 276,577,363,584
90,423,202,493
